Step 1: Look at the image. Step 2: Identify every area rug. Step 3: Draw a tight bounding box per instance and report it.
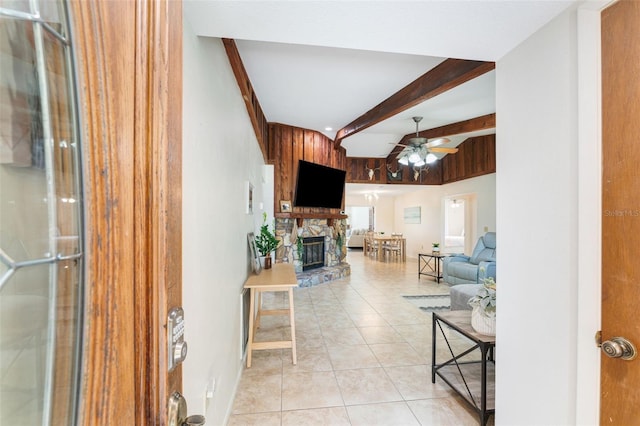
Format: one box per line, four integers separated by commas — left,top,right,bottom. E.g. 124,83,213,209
402,294,451,312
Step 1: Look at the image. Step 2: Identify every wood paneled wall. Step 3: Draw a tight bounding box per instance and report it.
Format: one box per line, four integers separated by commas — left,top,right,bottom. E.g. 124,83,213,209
346,134,495,186
441,134,495,184
346,158,442,185
268,123,347,215
268,125,494,214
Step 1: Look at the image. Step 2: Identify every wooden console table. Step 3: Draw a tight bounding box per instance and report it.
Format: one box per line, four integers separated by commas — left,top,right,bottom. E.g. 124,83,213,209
243,263,298,368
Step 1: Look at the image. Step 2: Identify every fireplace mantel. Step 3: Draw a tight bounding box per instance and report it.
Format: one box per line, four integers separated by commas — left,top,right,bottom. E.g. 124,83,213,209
275,212,348,227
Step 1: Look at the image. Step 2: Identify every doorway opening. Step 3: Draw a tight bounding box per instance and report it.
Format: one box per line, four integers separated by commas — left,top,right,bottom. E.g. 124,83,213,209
444,198,465,252
444,195,476,254
345,206,374,233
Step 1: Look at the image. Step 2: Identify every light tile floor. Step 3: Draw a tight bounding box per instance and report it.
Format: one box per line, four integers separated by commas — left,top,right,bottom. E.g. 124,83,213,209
228,250,494,426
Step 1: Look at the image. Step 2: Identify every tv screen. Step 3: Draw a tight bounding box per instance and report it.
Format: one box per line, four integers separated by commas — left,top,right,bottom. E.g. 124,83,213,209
293,160,346,209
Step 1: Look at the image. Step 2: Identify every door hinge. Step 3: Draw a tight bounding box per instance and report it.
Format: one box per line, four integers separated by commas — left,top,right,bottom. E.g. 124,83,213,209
595,330,602,347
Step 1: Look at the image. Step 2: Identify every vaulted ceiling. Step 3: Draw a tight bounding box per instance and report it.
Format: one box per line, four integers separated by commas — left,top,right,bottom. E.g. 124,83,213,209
184,0,577,183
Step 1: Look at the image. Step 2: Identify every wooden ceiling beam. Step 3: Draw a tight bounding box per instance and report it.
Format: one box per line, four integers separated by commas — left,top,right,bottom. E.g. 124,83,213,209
334,59,495,147
385,113,496,162
222,38,269,160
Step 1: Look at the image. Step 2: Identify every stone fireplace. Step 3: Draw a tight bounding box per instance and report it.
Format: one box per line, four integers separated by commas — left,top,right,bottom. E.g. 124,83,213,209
274,218,350,286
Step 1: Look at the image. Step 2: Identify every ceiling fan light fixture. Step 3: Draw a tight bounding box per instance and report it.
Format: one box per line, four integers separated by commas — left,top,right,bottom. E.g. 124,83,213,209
394,117,455,166
408,116,429,145
425,153,438,164
412,116,423,136
408,151,421,163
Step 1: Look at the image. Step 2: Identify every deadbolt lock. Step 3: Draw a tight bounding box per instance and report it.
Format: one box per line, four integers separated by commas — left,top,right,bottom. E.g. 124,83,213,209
168,307,187,371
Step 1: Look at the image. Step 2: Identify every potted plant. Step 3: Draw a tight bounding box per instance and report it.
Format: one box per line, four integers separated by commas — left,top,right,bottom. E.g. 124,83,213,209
333,223,345,260
432,242,440,253
255,212,280,269
468,277,496,336
335,230,344,260
296,237,303,259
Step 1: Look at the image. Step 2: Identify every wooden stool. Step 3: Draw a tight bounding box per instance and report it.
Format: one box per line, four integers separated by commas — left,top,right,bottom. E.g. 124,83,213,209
243,263,298,368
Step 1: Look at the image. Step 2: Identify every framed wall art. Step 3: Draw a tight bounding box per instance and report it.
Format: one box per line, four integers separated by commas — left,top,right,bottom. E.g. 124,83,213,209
245,181,254,214
247,232,261,274
404,206,421,224
280,200,292,212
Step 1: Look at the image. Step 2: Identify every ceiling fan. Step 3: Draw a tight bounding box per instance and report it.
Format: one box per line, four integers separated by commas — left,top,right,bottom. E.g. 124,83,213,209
395,117,458,166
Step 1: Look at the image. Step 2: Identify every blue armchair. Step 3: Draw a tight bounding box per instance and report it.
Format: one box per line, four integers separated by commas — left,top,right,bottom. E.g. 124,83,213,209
443,232,496,285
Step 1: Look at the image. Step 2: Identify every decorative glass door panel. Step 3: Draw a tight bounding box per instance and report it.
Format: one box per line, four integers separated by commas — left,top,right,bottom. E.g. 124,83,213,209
0,1,83,424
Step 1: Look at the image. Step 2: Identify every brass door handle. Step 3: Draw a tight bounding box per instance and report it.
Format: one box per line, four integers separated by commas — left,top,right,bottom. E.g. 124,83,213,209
184,415,206,425
601,337,637,360
168,392,206,426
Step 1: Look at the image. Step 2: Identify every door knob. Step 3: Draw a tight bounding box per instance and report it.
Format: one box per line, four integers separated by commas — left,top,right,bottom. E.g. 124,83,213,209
183,415,206,425
168,392,206,426
601,337,637,360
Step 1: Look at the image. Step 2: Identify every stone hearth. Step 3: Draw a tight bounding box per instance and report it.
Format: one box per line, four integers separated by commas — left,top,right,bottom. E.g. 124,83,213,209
296,263,351,288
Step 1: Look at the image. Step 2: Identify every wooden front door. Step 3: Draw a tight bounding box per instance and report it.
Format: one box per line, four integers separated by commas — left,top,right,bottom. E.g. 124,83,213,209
71,1,183,424
601,0,640,423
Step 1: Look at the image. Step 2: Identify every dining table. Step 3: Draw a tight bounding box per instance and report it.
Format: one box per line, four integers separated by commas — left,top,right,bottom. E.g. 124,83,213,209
364,235,406,262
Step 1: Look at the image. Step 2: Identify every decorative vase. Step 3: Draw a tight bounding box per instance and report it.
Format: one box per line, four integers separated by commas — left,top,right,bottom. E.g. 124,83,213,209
263,256,272,269
432,246,440,253
471,306,496,336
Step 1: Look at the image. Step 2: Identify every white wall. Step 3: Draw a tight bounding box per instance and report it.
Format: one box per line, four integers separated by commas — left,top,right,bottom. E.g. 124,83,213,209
182,21,267,424
390,174,496,258
442,174,496,240
496,6,581,424
373,196,395,234
393,186,441,257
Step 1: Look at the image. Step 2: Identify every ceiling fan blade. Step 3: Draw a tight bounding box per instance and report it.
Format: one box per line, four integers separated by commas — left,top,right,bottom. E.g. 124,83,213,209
389,142,411,147
425,137,451,148
430,147,458,153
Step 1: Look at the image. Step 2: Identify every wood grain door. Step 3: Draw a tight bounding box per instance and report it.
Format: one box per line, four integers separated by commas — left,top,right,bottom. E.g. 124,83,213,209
70,1,183,424
601,0,640,423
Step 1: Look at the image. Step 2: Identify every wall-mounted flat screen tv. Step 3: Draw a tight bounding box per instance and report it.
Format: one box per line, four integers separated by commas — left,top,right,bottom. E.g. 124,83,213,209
293,160,346,209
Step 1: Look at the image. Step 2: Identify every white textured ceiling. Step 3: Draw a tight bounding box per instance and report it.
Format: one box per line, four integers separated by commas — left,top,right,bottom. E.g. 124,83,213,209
185,1,576,61
184,0,577,193
233,40,447,141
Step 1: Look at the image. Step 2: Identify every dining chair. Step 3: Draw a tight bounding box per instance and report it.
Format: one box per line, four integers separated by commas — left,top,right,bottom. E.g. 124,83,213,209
384,234,403,260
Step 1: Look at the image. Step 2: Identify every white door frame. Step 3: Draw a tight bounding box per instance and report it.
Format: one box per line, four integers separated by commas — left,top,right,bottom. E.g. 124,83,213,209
575,2,613,423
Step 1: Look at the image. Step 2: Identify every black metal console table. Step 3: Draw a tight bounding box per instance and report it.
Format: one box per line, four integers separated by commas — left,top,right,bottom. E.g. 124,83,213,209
432,310,495,425
418,252,448,282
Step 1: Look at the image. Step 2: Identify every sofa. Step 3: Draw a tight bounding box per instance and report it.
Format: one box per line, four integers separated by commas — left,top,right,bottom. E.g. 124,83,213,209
449,284,482,310
443,232,496,285
444,232,496,310
346,229,367,248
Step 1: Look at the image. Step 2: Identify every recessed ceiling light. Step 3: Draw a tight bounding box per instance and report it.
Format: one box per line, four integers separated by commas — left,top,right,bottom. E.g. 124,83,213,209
325,127,333,131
